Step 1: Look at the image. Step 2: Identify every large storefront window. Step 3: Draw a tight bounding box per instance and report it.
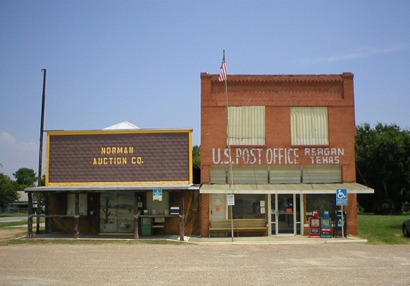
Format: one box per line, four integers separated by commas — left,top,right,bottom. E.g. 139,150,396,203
305,194,337,221
100,192,135,233
232,194,266,219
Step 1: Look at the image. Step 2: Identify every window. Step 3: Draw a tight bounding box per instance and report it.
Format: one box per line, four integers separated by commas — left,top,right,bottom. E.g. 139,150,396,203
210,166,227,184
291,107,329,145
302,165,342,183
228,106,265,145
230,166,268,184
233,194,266,219
270,166,301,183
67,193,87,216
305,194,337,223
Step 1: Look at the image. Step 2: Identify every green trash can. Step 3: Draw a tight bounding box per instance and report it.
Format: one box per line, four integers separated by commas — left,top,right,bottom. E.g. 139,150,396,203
141,218,152,236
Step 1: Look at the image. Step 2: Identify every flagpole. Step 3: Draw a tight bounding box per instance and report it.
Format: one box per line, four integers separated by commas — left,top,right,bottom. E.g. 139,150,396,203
225,55,234,242
219,50,234,242
224,70,233,188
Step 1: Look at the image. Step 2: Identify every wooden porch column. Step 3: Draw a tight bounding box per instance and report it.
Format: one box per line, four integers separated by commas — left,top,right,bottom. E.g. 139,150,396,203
179,215,185,241
36,193,41,234
134,213,140,239
27,192,33,238
74,193,79,239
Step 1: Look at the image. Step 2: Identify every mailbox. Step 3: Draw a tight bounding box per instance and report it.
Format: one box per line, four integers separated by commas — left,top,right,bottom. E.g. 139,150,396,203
320,210,332,238
309,210,321,238
170,206,180,215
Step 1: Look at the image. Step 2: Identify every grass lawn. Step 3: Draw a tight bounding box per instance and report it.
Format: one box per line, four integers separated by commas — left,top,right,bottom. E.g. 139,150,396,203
358,213,410,244
0,212,28,218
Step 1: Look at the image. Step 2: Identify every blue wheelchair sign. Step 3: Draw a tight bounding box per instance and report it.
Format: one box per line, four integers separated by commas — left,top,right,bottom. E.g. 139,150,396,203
336,189,348,206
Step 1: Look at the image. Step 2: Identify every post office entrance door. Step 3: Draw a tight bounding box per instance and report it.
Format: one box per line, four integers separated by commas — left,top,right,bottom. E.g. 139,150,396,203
271,194,301,235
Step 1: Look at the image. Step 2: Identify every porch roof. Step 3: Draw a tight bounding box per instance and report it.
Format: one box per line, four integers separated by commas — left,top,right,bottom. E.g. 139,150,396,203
25,184,200,193
200,182,374,194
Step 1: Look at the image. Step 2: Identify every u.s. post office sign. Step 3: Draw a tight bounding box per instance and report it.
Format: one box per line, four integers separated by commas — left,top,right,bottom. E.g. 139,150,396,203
46,129,193,186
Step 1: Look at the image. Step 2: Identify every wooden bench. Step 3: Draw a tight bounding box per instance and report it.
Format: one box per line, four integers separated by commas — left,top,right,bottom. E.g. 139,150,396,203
209,219,267,237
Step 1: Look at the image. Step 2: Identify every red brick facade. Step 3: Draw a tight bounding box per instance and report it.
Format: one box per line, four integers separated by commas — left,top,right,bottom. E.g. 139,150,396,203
200,73,359,237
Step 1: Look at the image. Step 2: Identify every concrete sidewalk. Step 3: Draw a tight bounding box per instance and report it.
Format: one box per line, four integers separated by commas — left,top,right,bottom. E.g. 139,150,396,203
187,235,368,245
25,233,368,245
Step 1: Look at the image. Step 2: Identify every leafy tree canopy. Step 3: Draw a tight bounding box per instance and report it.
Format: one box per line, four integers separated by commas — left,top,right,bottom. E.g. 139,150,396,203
13,168,37,190
356,123,410,214
0,173,19,208
193,145,201,169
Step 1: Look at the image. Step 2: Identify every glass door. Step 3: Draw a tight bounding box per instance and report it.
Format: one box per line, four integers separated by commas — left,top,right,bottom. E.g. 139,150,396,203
278,194,294,234
271,195,276,235
271,194,300,235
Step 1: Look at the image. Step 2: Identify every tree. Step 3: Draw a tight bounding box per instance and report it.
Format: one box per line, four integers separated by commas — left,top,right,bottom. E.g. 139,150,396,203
192,145,201,184
356,123,410,214
0,173,19,208
13,168,37,191
193,145,201,168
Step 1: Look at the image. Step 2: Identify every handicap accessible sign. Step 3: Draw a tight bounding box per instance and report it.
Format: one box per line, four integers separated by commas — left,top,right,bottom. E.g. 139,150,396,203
336,189,348,206
153,189,163,201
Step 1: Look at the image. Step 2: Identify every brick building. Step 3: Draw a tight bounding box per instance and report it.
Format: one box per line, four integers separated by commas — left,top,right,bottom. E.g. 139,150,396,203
200,73,373,237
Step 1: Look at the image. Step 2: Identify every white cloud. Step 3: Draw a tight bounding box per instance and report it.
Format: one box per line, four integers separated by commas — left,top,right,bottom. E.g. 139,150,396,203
0,131,17,144
296,45,407,65
0,131,38,178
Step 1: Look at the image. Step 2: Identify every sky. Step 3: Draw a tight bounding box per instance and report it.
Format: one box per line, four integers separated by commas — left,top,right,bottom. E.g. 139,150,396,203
1,0,409,179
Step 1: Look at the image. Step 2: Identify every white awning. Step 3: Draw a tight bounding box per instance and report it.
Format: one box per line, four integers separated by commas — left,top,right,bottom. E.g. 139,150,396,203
200,183,374,194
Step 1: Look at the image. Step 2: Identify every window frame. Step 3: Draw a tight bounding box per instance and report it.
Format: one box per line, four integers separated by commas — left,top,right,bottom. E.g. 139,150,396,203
291,107,329,146
228,106,265,146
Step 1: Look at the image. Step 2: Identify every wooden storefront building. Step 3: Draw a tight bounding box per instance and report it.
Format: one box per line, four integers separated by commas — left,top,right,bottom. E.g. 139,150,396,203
26,126,200,239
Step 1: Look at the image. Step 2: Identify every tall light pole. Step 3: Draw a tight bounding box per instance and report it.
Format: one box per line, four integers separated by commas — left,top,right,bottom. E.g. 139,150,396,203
36,69,46,234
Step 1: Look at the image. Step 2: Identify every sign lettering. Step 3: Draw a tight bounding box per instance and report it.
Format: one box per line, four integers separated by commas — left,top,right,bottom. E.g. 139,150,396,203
92,146,144,166
212,147,344,165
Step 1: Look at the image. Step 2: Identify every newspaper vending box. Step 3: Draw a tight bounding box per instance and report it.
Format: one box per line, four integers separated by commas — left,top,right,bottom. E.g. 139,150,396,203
309,210,321,238
320,210,332,238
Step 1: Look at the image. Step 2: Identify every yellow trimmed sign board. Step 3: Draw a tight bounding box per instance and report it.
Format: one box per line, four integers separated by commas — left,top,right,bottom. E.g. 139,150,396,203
46,129,193,186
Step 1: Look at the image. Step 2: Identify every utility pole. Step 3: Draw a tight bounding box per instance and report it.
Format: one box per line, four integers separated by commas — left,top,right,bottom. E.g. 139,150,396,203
36,69,46,234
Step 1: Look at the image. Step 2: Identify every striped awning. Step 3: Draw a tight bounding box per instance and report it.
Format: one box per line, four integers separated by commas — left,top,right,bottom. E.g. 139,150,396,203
200,182,373,194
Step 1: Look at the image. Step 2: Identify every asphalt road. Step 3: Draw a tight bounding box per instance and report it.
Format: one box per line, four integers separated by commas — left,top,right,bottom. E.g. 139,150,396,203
0,243,409,285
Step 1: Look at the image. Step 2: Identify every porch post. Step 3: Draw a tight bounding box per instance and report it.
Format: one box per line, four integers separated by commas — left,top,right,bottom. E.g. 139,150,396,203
299,193,304,235
134,213,139,239
179,214,185,241
27,192,33,238
74,193,79,238
267,194,271,236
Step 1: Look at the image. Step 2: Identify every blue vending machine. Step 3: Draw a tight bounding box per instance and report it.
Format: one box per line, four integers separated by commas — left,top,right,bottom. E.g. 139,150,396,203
321,210,332,238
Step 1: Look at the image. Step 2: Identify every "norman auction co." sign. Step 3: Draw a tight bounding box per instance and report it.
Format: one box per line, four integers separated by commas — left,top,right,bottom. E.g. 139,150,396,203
46,129,192,186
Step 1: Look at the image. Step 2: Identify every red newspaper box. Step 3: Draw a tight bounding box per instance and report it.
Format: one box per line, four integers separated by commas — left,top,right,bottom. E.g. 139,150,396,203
309,210,321,238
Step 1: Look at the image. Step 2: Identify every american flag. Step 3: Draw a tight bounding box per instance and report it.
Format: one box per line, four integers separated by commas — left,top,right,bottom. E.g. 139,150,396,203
219,50,227,82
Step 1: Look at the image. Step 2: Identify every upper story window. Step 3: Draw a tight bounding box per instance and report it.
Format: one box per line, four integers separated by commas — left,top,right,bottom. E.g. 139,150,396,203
228,106,265,145
291,107,329,145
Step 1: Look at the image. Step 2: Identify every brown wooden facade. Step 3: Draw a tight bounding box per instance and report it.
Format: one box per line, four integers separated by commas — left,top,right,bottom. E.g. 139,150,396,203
26,129,200,238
